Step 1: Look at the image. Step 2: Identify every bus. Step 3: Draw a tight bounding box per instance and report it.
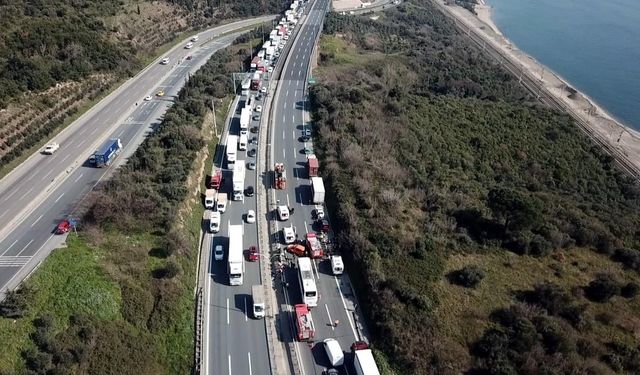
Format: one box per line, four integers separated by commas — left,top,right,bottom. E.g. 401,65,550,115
297,257,318,307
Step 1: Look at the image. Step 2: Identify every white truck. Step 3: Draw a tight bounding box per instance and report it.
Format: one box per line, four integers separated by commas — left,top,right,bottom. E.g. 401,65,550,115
240,107,251,133
310,177,325,204
228,224,244,286
216,193,227,213
354,349,380,375
241,78,251,96
251,284,265,319
232,161,246,201
238,133,248,151
204,189,216,209
226,135,238,165
265,45,276,60
282,226,296,244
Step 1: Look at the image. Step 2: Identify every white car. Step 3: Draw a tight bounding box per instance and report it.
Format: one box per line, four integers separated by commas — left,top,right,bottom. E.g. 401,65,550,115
255,105,262,113
323,339,344,367
283,35,289,40
161,57,170,65
275,51,281,58
185,42,193,49
260,87,267,94
277,205,290,221
144,95,152,101
214,245,224,261
42,143,60,155
268,66,274,73
191,35,199,42
246,210,256,224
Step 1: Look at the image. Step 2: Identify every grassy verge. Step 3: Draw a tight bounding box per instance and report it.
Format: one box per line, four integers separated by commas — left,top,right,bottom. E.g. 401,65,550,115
0,235,121,371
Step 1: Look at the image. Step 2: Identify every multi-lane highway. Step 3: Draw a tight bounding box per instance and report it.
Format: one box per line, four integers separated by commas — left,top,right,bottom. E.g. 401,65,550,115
0,16,276,297
203,92,271,375
268,0,370,373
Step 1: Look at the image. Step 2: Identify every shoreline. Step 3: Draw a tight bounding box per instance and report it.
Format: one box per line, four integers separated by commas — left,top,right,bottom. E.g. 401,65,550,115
435,0,640,174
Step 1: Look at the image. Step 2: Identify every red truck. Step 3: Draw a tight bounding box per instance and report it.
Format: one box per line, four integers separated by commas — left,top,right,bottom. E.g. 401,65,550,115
294,304,315,341
306,233,324,259
250,71,262,90
209,168,223,189
275,163,286,189
307,155,318,177
250,56,261,69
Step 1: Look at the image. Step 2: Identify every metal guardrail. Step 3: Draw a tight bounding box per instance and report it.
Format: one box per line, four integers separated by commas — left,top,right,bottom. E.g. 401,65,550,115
194,287,203,374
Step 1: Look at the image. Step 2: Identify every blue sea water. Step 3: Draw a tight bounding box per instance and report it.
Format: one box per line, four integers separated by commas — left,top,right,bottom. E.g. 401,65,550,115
486,0,640,129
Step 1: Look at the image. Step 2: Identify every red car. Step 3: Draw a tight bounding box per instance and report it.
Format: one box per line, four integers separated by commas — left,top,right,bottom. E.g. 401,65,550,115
248,246,259,262
351,341,369,352
55,219,71,234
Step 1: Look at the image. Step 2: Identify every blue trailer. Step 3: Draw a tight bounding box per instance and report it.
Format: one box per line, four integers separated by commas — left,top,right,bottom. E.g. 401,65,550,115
90,138,122,167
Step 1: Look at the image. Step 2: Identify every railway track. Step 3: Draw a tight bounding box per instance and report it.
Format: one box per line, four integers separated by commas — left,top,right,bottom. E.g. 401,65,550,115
435,1,640,179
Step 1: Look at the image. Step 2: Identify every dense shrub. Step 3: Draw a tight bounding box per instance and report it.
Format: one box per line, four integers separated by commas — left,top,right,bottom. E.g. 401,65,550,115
585,274,621,302
448,265,486,288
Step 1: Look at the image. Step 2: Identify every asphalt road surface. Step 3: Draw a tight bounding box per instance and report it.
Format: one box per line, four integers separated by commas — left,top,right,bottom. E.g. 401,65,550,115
0,16,276,297
203,92,270,375
269,0,370,374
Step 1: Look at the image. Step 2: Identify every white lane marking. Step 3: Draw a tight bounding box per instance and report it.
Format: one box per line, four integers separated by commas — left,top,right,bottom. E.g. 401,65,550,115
298,70,302,77
60,153,70,163
312,258,320,280
248,352,252,375
54,192,65,203
227,298,230,325
2,240,19,256
283,129,285,139
245,297,248,322
292,130,295,139
286,90,290,97
297,80,300,87
117,129,125,137
19,239,34,254
293,147,296,159
286,194,290,207
31,214,44,227
335,275,359,340
284,102,287,109
74,173,84,183
292,115,295,124
283,148,286,159
325,304,335,331
228,354,232,375
3,188,19,202
283,115,286,123
75,141,84,149
304,221,309,233
43,169,54,180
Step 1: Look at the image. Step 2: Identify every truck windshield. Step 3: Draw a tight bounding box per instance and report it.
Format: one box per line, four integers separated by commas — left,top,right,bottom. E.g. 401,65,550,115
305,291,316,297
254,305,264,313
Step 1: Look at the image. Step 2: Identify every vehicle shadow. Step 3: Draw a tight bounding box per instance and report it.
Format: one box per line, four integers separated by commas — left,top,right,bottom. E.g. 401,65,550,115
234,293,251,319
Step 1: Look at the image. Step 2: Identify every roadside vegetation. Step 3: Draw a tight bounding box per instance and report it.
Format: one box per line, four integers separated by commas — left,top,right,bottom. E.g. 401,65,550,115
0,0,285,171
312,3,640,374
0,28,268,374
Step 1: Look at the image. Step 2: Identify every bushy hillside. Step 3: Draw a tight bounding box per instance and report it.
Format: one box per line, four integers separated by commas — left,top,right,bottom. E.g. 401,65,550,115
0,0,286,171
312,3,640,374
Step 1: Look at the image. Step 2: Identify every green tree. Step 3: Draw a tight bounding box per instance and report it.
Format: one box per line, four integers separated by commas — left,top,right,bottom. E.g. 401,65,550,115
487,188,541,232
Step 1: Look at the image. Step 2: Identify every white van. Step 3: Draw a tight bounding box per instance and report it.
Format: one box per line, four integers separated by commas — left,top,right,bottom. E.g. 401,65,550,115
238,133,248,151
331,255,344,275
209,211,221,233
204,189,216,209
323,339,344,366
277,205,290,221
252,285,265,319
216,193,227,213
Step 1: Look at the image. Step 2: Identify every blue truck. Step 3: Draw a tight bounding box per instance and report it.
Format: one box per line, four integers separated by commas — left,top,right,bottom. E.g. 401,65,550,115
89,138,122,167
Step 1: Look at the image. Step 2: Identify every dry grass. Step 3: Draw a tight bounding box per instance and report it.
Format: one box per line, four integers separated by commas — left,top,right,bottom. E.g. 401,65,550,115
433,248,640,349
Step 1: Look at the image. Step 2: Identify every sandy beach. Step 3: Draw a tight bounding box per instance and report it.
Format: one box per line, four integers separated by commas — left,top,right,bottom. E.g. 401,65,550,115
435,0,640,175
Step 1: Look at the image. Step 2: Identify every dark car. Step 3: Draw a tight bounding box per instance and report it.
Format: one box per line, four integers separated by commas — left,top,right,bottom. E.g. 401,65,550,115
248,149,256,157
245,186,255,196
299,135,310,142
250,126,259,133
